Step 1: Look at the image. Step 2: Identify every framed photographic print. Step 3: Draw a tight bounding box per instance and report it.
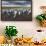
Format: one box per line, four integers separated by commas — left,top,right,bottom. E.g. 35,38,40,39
1,0,32,21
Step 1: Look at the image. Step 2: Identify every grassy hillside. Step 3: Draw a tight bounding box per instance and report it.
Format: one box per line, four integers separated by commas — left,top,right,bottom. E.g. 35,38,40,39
2,7,31,10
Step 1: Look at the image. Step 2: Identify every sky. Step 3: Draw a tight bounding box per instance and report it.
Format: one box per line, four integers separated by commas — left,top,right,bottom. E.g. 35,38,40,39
2,1,31,7
2,1,31,5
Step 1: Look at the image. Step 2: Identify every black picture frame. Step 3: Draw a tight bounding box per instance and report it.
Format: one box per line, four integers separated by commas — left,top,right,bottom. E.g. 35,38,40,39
1,0,32,21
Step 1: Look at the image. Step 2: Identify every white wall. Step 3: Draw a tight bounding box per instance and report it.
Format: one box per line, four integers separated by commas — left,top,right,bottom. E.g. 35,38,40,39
0,0,46,41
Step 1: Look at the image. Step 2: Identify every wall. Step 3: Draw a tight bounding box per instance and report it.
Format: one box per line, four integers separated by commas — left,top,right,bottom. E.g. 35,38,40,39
0,0,46,41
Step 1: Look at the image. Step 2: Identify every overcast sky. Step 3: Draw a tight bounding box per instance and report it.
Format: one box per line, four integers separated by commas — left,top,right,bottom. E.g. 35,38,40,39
2,0,31,1
2,1,31,7
2,1,31,5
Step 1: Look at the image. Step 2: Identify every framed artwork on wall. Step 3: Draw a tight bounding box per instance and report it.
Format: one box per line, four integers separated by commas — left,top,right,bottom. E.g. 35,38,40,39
1,0,32,21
